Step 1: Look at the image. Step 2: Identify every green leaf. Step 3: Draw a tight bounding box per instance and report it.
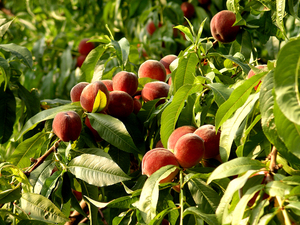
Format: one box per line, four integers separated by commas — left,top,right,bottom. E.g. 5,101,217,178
17,103,82,140
0,43,33,68
249,199,269,225
88,113,140,154
207,83,233,107
68,153,131,187
215,72,266,130
207,157,266,184
86,195,138,209
160,84,201,147
220,93,259,161
112,37,130,69
173,25,194,43
9,132,46,169
20,193,69,223
265,181,293,198
80,44,108,82
183,207,218,225
276,0,286,37
274,38,300,126
172,53,198,93
215,170,257,224
92,90,107,113
0,84,16,144
0,184,21,204
137,165,178,224
0,19,13,38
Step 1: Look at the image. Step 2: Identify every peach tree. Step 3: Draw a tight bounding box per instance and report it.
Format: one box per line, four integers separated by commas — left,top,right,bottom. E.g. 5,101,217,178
1,0,300,224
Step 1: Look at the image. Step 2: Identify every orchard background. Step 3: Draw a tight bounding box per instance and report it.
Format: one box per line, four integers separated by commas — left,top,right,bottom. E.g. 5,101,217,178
0,0,300,224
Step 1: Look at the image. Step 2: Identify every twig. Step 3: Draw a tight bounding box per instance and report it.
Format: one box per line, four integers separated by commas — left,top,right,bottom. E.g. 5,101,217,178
269,146,279,172
24,140,61,176
98,208,109,225
65,200,88,225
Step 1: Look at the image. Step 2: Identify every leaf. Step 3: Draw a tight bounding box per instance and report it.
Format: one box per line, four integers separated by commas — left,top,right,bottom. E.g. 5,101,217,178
220,93,259,161
92,90,107,112
9,132,46,169
0,184,21,204
0,43,33,69
137,165,178,224
276,0,286,37
0,19,13,38
274,38,300,126
17,103,82,140
249,199,269,225
68,153,131,187
88,113,140,154
215,170,257,224
20,193,69,223
160,84,201,147
207,157,266,184
0,84,16,144
86,195,138,209
172,53,198,93
207,83,233,107
183,207,218,225
173,25,194,43
215,71,266,130
112,37,130,69
265,181,293,198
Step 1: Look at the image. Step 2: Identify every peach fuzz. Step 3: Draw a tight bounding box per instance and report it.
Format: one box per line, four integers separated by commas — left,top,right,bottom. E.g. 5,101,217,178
142,148,179,183
167,125,197,150
70,82,89,102
80,81,110,113
210,10,240,43
141,81,170,103
138,60,167,82
52,111,82,142
160,54,177,75
107,91,134,118
173,133,205,168
194,124,221,159
112,71,138,96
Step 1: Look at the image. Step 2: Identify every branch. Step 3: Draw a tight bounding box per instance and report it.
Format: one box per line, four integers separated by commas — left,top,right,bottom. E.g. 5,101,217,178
65,200,88,225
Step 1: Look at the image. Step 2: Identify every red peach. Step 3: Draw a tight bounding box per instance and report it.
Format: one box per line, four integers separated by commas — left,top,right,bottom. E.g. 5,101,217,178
70,82,89,102
247,64,268,90
76,55,86,67
160,55,177,75
78,38,95,55
101,79,113,92
112,71,139,96
194,124,221,159
173,133,205,168
52,111,82,142
181,2,195,19
133,98,142,114
146,21,162,36
141,81,170,103
142,148,179,183
138,60,167,82
167,125,197,150
85,117,102,142
107,91,134,118
80,81,110,113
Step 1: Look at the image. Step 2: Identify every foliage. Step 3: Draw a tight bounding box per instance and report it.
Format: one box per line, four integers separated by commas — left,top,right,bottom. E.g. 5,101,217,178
1,0,300,224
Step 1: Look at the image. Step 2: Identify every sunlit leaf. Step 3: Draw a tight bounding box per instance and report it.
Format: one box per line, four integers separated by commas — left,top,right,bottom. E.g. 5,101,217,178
92,90,107,113
183,207,218,225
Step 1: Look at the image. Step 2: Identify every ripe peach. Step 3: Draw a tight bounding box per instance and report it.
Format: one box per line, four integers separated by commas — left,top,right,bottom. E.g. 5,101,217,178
167,125,197,150
210,10,240,43
101,79,113,92
84,117,102,142
107,91,134,118
133,98,142,114
78,38,95,55
160,55,177,75
70,82,89,102
194,124,221,159
181,2,195,19
141,81,170,103
52,111,82,142
142,148,179,183
198,0,210,5
173,133,205,168
112,71,139,96
247,64,268,90
138,60,167,82
80,81,110,113
76,55,86,67
146,21,162,36
155,140,164,148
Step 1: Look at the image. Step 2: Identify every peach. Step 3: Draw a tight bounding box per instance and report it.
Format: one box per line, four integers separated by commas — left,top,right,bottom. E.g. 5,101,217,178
194,124,221,159
173,133,205,168
112,71,139,96
138,60,167,82
181,2,195,19
155,140,164,148
78,38,95,55
101,79,113,92
107,91,134,118
247,64,268,90
160,54,177,75
84,116,102,142
70,82,89,102
167,125,197,150
80,81,110,113
133,98,142,114
146,21,162,36
210,10,240,43
76,55,86,67
141,81,170,103
198,0,210,5
52,111,82,142
142,148,179,183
